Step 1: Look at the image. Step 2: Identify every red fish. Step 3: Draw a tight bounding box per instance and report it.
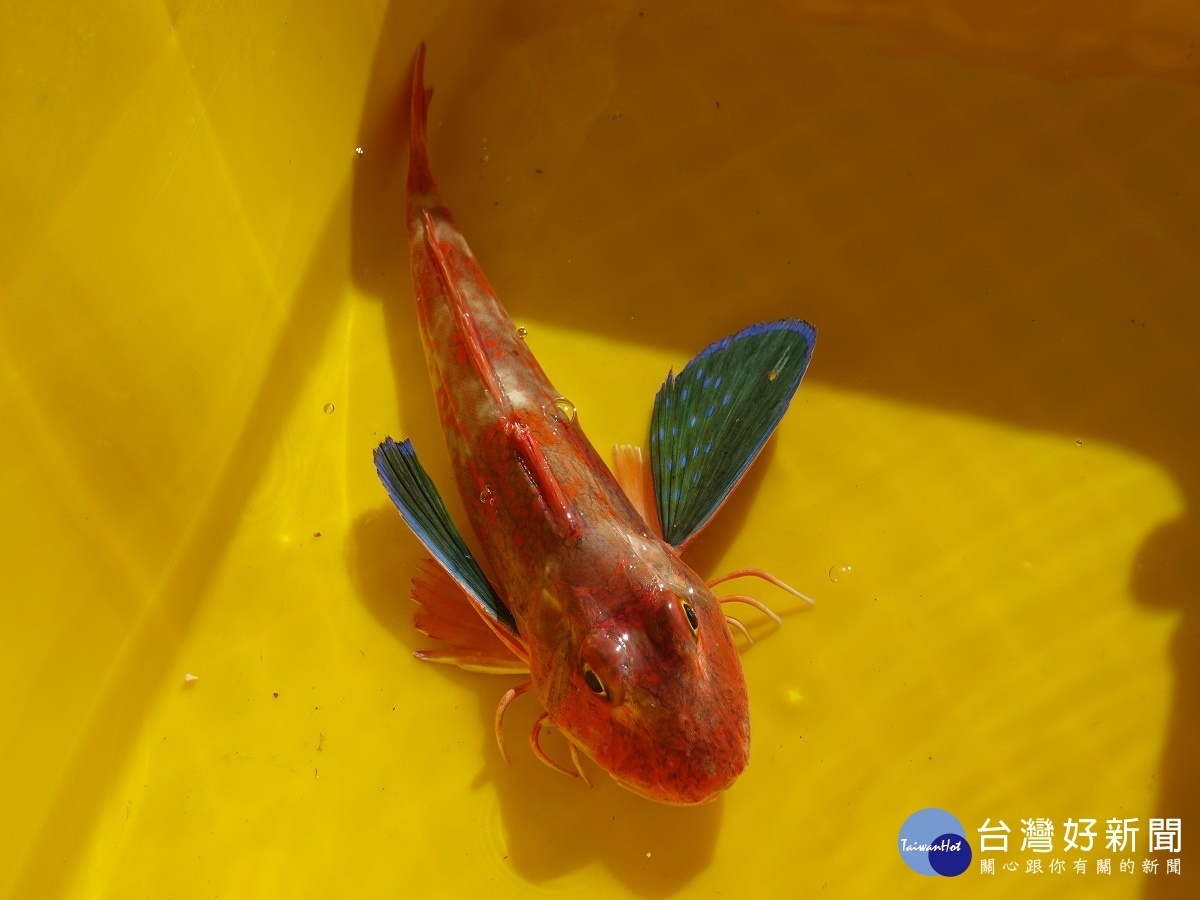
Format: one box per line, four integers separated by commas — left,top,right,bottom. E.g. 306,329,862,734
375,45,816,805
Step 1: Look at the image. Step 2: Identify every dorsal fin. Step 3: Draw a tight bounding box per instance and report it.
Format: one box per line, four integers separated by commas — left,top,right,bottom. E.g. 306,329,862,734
507,421,582,540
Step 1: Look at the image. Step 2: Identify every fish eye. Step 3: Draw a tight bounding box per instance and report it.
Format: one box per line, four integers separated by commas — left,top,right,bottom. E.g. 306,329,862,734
583,663,608,698
580,630,626,704
682,600,700,634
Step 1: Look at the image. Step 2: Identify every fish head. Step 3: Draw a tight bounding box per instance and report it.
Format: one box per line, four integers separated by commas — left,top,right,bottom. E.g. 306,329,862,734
534,536,750,805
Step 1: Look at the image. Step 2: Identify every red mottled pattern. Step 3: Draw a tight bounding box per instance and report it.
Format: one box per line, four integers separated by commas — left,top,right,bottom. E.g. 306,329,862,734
403,45,750,804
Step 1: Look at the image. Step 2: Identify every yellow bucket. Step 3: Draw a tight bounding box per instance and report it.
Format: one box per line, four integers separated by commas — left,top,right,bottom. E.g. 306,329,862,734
2,1,1196,896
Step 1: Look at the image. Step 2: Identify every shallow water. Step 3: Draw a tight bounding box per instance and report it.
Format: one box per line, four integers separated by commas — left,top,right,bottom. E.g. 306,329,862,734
1,1,1197,897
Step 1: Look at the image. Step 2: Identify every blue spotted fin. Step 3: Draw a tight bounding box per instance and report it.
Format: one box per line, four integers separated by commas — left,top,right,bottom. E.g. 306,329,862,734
374,438,521,641
649,320,816,549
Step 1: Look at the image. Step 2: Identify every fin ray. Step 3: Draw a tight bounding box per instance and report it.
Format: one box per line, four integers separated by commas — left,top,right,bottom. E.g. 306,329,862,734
649,320,816,548
612,443,662,538
411,559,529,669
374,437,520,639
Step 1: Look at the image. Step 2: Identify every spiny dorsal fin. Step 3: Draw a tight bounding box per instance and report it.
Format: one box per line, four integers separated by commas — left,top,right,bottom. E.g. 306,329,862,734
507,421,582,540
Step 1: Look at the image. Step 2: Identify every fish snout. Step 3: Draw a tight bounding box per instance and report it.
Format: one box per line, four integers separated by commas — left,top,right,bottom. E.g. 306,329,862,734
616,725,749,805
612,679,750,804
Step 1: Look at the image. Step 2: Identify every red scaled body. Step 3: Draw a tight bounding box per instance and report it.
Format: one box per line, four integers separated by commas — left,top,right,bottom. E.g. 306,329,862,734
404,47,749,804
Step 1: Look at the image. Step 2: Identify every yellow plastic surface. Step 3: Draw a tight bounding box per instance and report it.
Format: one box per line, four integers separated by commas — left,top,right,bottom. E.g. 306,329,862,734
2,1,1197,897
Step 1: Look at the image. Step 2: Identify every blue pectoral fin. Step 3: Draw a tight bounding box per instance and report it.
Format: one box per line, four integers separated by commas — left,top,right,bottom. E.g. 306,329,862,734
374,438,518,636
649,319,816,549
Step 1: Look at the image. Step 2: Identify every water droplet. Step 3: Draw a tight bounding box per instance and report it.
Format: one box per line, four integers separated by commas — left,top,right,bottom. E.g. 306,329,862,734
323,403,335,414
553,397,576,422
478,485,495,504
768,370,778,382
516,326,528,340
828,563,852,583
354,146,364,156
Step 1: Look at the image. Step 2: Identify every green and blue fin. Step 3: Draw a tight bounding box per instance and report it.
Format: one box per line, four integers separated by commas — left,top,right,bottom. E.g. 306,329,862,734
649,320,816,549
374,438,523,654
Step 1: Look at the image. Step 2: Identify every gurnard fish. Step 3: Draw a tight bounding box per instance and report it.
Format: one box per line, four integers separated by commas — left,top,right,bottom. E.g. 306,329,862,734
374,45,816,805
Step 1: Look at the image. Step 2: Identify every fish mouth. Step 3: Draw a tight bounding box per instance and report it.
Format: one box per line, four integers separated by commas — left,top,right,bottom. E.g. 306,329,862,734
613,771,734,806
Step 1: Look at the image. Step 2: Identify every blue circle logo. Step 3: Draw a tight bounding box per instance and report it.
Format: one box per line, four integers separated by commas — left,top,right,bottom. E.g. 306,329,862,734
898,808,972,877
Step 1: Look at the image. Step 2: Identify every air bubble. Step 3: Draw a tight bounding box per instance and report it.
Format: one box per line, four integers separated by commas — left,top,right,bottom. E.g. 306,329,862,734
479,485,495,504
553,397,577,423
828,564,852,583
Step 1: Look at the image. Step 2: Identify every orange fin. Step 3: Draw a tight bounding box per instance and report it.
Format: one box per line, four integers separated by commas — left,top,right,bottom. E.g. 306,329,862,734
412,558,529,674
415,647,529,675
612,443,662,538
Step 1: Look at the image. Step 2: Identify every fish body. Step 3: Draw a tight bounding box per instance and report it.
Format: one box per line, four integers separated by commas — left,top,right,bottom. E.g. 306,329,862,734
376,45,815,805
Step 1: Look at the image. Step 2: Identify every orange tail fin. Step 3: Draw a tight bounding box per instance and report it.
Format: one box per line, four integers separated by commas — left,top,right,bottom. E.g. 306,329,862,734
408,43,439,200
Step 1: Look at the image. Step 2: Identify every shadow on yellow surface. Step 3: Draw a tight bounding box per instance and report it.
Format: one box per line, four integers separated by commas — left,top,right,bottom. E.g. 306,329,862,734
2,0,1197,897
349,504,726,896
348,3,1198,893
6,67,362,900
